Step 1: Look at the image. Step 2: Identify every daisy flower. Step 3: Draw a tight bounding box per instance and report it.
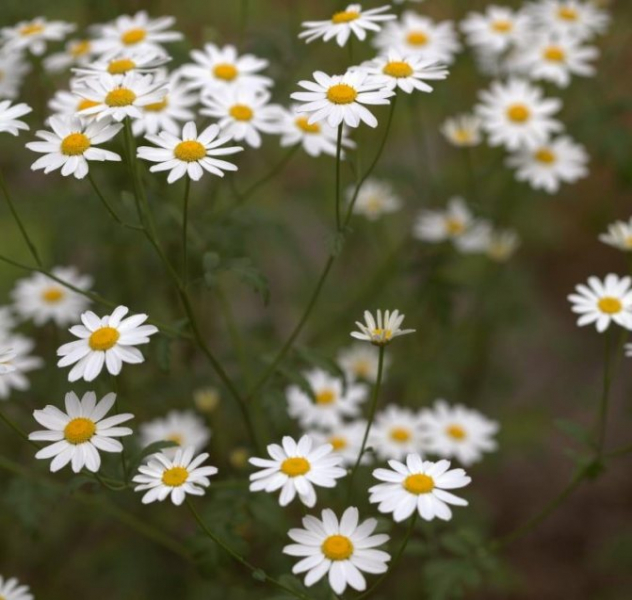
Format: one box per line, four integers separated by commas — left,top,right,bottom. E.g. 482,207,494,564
29,391,133,473
338,343,390,383
249,435,346,507
299,4,396,47
420,400,499,466
527,0,610,42
568,274,632,333
48,90,102,120
0,52,31,99
440,114,483,147
413,197,481,247
139,410,211,459
44,39,95,73
0,347,17,375
460,6,529,54
57,305,158,382
72,48,170,79
137,121,243,183
1,18,75,56
0,575,33,600
370,454,471,522
287,368,367,430
0,307,16,335
485,228,520,262
291,69,394,129
27,115,122,180
0,335,43,400
369,405,425,461
351,309,415,346
133,446,218,505
11,266,92,326
0,101,31,136
200,88,284,149
506,135,588,194
283,507,390,594
599,218,632,252
349,178,402,221
309,421,369,466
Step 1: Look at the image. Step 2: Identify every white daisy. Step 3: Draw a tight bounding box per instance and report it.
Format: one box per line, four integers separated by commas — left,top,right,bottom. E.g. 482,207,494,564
0,52,31,99
139,410,211,459
0,334,43,400
369,405,425,461
527,0,610,42
309,421,368,466
440,114,483,147
349,178,402,221
1,18,75,56
299,4,396,47
137,121,243,183
461,6,529,54
338,343,390,383
351,309,415,346
568,274,632,333
0,347,17,375
133,446,218,505
0,100,31,136
287,368,368,430
57,305,158,382
485,228,520,262
370,454,471,522
599,218,632,252
506,135,588,194
48,89,102,120
29,391,133,473
0,575,33,600
249,435,346,507
72,48,170,80
27,115,122,179
283,507,390,594
43,38,95,73
0,307,16,335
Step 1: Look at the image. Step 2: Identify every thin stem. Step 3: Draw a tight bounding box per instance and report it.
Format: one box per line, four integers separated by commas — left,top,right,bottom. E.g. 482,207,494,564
335,123,343,231
182,176,191,286
0,407,39,449
88,171,142,231
597,329,614,459
217,286,253,385
605,442,632,459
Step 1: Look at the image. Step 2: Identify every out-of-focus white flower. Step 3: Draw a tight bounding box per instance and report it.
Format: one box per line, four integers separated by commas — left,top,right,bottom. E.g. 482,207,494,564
43,39,95,73
369,405,426,461
485,228,521,262
0,53,31,99
527,0,610,42
0,574,34,600
139,410,211,459
72,48,170,80
0,347,17,375
351,309,415,346
48,90,101,120
599,218,632,252
338,343,389,383
0,101,31,136
349,178,402,221
461,6,529,54
440,114,483,147
1,18,75,56
0,334,43,400
309,421,369,466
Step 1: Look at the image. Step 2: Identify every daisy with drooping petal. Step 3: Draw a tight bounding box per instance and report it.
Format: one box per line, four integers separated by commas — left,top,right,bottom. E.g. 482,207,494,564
568,274,632,333
351,309,415,346
349,178,402,221
599,218,632,252
0,575,33,600
0,335,43,400
0,101,31,136
57,305,158,382
370,454,471,522
0,52,31,99
369,405,425,461
0,347,17,375
29,391,133,473
43,38,95,73
249,435,346,507
72,48,170,80
133,447,218,505
413,197,483,248
1,18,75,56
27,116,122,179
527,0,610,42
485,228,520,262
137,121,243,183
310,421,369,466
440,114,483,147
284,507,390,594
139,410,211,459
338,343,390,383
461,6,529,54
291,69,394,129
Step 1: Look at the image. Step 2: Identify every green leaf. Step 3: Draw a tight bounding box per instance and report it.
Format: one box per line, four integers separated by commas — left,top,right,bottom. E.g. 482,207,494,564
226,257,270,305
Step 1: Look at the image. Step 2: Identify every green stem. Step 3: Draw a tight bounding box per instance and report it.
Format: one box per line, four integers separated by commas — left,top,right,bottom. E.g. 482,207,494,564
605,442,632,459
0,407,39,449
182,176,191,286
88,171,142,231
335,123,343,231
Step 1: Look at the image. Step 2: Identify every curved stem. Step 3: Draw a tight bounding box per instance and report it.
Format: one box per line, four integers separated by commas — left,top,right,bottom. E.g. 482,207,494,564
335,123,343,230
181,176,191,286
88,171,142,231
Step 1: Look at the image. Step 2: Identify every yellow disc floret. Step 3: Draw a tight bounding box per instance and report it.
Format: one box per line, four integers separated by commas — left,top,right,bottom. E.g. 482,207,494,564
390,427,411,442
213,63,238,81
543,46,565,62
121,28,147,45
107,58,136,75
446,424,467,440
558,6,579,21
322,535,354,560
383,61,414,78
70,40,91,57
326,84,358,105
78,99,99,111
229,104,254,121
89,326,120,351
61,132,91,156
162,466,189,487
174,140,206,162
491,20,513,33
506,103,531,123
41,287,65,303
280,457,311,477
64,417,96,444
534,148,556,164
105,87,137,107
407,31,429,46
19,23,45,37
329,436,347,451
598,296,623,314
295,116,321,134
404,473,435,494
331,10,360,24
316,389,336,405
144,97,169,112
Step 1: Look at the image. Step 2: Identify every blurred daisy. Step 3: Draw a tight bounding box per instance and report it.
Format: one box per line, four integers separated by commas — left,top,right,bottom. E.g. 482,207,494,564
568,274,632,332
599,218,632,252
139,410,211,459
0,575,33,600
57,305,158,382
370,454,471,522
137,121,243,183
291,69,394,129
485,228,520,262
0,347,17,375
1,18,75,56
72,49,170,79
369,405,425,461
528,0,610,42
0,53,31,99
299,4,396,47
310,421,368,466
350,178,402,221
44,39,95,73
283,507,390,594
249,435,346,507
351,309,415,346
27,116,122,179
0,335,43,400
440,114,483,147
133,447,218,505
48,90,101,120
461,6,528,54
0,101,31,136
338,343,389,383
0,307,16,335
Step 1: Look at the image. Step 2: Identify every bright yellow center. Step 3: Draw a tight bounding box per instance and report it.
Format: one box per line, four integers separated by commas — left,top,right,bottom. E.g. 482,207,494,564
322,535,354,560
506,104,531,123
316,389,336,405
404,473,435,494
121,28,147,45
454,129,474,144
78,99,99,111
60,132,90,156
213,63,238,81
174,140,206,162
70,40,91,57
329,436,347,451
19,23,45,36
229,104,254,121
558,6,579,21
295,116,321,133
41,287,64,303
446,218,465,235
534,148,556,164
105,88,136,107
326,84,358,105
332,10,360,24
407,31,429,46
491,19,513,33
390,427,411,442
544,46,565,62
161,466,189,487
598,296,622,314
280,457,311,477
383,61,413,78
371,328,392,341
166,433,183,446
88,326,120,351
64,417,96,444
144,97,169,112
446,424,467,440
107,58,136,74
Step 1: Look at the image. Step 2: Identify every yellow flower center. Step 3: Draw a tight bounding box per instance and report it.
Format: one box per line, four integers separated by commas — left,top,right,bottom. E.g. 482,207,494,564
383,61,413,78
407,31,429,46
166,433,183,446
534,148,556,164
326,84,358,105
60,132,91,156
144,97,169,112
454,129,473,144
329,436,347,451
121,28,147,45
41,287,65,303
19,23,45,37
105,87,137,107
491,19,513,33
390,427,411,442
213,63,238,81
332,10,360,24
353,359,371,377
506,103,531,123
174,140,206,162
316,389,336,405
371,327,392,341
558,6,579,21
598,296,622,314
446,424,467,440
107,58,136,75
280,457,311,476
161,466,189,487
295,116,321,133
445,218,465,235
404,473,435,494
229,104,254,121
78,99,99,111
322,535,354,560
70,40,91,57
64,417,96,444
88,326,120,351
543,45,565,62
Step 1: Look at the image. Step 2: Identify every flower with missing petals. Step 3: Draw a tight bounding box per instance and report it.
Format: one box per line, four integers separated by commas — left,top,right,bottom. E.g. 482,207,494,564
599,218,632,252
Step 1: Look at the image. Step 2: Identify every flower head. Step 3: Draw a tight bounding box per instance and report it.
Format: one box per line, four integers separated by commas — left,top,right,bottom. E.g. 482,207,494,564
440,114,483,147
0,574,33,600
338,343,389,383
0,335,43,400
599,218,632,252
309,421,369,466
351,309,415,346
369,405,426,461
0,101,31,136
139,410,211,459
1,18,75,56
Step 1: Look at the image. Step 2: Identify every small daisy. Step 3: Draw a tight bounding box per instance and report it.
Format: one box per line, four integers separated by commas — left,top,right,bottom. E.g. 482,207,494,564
0,52,31,99
338,343,390,383
351,309,415,346
299,4,396,47
0,347,17,375
461,6,529,54
283,507,390,594
476,78,562,150
27,116,122,179
249,435,346,507
0,101,31,136
48,89,102,120
506,135,588,194
137,121,243,183
0,335,43,400
310,421,368,466
29,391,133,473
139,410,211,459
440,114,483,147
527,0,610,42
568,274,632,333
57,305,158,382
287,368,368,430
485,228,520,262
133,446,218,505
72,48,170,79
370,454,471,522
43,38,95,73
0,575,33,600
599,218,632,252
1,18,75,56
349,178,402,221
369,405,425,461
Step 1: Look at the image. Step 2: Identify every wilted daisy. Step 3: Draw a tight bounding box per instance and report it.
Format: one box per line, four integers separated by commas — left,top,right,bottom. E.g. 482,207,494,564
299,4,396,47
291,69,394,129
369,405,425,461
43,38,95,72
351,309,415,346
137,121,243,183
0,53,31,99
528,0,610,42
599,218,632,252
133,447,218,505
461,6,528,54
29,391,133,473
476,78,562,150
370,454,471,522
283,507,390,594
310,421,368,466
27,116,122,179
413,197,483,249
338,343,390,383
57,305,158,382
440,114,483,147
72,49,170,79
506,135,588,194
0,101,31,136
139,410,211,459
1,18,75,55
0,575,33,600
568,274,632,333
249,435,346,507
350,178,402,221
287,369,367,430
0,335,43,400
485,228,521,262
